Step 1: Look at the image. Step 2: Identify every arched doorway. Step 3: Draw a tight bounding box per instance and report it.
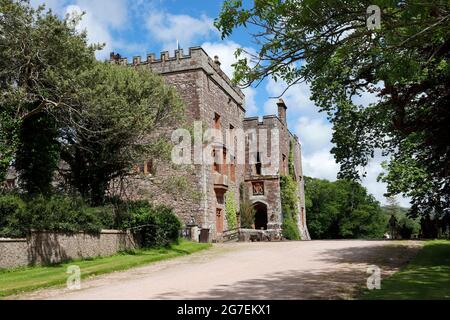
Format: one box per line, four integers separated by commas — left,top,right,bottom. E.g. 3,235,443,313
253,202,268,230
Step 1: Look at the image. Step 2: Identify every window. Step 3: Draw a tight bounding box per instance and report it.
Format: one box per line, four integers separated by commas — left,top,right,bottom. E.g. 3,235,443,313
282,154,287,174
216,193,224,205
222,148,227,175
214,113,221,130
213,149,220,173
230,156,236,182
255,152,262,175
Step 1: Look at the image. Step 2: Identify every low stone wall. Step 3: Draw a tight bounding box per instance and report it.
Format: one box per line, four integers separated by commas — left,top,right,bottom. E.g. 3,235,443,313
238,229,282,242
0,238,28,269
0,230,139,269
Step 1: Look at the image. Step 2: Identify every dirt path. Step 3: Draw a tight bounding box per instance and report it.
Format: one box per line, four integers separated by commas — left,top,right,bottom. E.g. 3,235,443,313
11,240,422,300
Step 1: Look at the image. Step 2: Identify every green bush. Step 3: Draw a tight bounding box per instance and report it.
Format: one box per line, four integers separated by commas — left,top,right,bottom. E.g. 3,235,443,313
0,194,105,237
85,206,115,230
282,217,300,240
0,194,181,246
157,206,182,245
125,201,181,248
0,194,27,238
25,195,104,234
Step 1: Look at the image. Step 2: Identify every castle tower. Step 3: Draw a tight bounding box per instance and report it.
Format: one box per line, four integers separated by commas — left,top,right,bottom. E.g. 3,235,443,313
110,48,246,241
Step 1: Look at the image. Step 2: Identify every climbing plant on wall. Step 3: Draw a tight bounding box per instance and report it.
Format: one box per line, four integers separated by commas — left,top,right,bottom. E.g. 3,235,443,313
225,190,238,229
288,140,295,178
280,139,300,240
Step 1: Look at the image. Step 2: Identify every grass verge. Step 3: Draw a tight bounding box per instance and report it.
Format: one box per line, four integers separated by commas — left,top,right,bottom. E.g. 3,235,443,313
0,240,211,298
361,240,450,300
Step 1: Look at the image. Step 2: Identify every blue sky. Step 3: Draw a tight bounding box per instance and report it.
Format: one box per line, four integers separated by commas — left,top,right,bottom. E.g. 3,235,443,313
30,0,410,207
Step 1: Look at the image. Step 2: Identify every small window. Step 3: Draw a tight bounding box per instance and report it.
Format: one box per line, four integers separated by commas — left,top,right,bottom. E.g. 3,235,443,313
216,193,224,205
214,113,221,130
222,148,227,175
213,149,220,173
255,152,262,175
230,156,236,182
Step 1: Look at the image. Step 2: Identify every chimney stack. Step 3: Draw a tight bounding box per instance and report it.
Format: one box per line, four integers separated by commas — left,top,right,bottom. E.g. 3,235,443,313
277,98,287,124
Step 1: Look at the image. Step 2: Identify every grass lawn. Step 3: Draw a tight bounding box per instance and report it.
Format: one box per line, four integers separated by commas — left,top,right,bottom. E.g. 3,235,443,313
0,240,211,298
362,240,450,300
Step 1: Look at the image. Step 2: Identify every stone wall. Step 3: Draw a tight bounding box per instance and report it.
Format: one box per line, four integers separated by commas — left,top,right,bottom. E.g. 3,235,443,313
0,238,28,269
0,230,139,269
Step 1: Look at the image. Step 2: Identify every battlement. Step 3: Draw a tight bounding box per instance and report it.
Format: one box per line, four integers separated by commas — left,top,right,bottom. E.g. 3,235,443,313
244,100,301,146
109,47,245,105
110,47,200,65
243,115,280,126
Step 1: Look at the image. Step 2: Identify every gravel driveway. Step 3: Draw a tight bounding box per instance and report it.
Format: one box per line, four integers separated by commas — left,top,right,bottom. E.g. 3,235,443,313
12,240,422,300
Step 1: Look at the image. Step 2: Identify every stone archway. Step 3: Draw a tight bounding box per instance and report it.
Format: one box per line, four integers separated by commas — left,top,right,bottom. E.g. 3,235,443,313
253,202,268,230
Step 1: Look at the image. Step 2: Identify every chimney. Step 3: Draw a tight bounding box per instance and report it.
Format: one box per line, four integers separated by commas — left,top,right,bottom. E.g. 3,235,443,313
214,55,221,67
277,98,287,124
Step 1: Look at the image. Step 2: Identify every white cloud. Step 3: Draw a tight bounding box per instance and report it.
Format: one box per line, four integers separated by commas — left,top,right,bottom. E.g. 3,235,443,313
30,0,69,13
147,11,217,51
302,149,340,181
264,78,316,119
32,0,130,60
295,117,333,154
65,0,129,59
202,41,259,116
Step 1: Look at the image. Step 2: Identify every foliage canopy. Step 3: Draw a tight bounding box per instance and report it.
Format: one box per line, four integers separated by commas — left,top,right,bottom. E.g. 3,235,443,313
216,0,450,217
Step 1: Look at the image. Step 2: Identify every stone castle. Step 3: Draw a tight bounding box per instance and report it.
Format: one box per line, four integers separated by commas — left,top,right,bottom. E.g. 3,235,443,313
110,47,310,241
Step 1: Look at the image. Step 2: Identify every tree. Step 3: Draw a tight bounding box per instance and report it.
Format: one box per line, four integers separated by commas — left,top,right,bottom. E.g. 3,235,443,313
0,0,97,181
381,199,421,239
0,1,184,204
14,112,60,195
215,0,450,218
305,176,387,239
59,63,183,205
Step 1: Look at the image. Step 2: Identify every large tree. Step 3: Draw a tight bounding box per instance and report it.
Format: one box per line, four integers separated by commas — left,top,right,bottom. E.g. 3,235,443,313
215,0,450,217
1,1,184,203
59,63,184,205
0,0,97,181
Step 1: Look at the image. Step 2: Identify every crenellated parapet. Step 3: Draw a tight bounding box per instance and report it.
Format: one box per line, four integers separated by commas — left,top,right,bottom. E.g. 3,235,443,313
109,47,245,107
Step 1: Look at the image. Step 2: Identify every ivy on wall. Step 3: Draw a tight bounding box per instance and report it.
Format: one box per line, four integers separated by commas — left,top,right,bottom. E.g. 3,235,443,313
280,139,300,240
225,190,238,229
